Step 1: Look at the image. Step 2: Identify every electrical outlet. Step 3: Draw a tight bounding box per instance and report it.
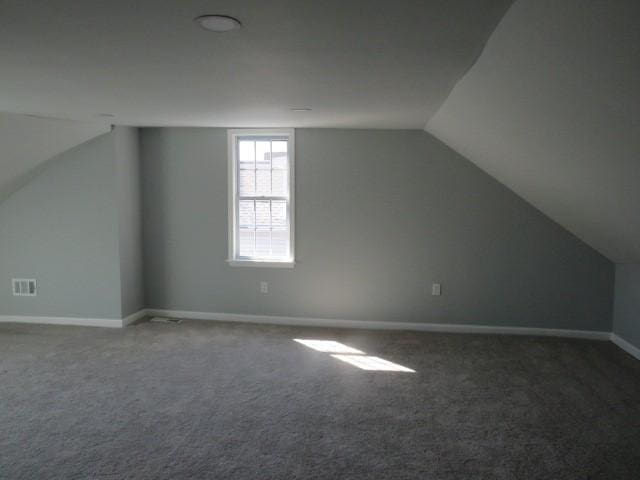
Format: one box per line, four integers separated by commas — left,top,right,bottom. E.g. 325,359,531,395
260,281,268,294
431,283,441,296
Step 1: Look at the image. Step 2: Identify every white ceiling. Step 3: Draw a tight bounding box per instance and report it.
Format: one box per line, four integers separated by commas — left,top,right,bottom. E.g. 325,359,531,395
0,113,110,202
0,0,512,129
427,0,640,263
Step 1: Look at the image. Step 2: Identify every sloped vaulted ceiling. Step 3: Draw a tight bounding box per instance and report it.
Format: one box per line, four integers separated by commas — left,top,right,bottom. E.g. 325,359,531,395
0,113,110,202
427,0,640,263
2,0,638,265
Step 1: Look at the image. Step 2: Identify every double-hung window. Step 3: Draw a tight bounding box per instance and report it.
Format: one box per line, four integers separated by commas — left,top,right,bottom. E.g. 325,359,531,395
227,129,294,267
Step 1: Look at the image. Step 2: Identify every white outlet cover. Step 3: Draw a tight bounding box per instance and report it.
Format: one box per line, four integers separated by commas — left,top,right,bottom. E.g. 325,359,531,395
432,283,441,296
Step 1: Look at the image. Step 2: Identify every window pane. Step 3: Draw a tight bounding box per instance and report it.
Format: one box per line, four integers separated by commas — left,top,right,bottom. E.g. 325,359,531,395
239,169,255,196
256,170,271,196
255,200,271,228
239,141,255,168
271,170,288,196
239,200,255,228
239,230,255,257
255,231,271,257
271,201,287,227
256,141,271,169
271,228,289,257
272,141,288,169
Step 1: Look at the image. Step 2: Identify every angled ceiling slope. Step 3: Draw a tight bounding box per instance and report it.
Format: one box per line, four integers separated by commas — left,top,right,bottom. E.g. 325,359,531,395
0,0,512,129
427,0,640,263
0,112,110,203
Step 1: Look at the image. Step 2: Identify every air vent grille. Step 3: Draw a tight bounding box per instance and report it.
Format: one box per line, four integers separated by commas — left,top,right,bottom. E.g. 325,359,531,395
12,278,37,296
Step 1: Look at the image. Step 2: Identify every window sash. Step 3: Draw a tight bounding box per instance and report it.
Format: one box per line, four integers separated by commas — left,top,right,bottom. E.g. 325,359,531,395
235,198,291,260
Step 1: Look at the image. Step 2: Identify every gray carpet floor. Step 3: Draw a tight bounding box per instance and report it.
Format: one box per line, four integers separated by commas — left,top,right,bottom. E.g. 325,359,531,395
1,319,639,479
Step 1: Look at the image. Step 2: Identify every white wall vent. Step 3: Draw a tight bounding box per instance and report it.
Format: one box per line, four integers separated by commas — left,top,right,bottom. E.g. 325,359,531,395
12,278,37,296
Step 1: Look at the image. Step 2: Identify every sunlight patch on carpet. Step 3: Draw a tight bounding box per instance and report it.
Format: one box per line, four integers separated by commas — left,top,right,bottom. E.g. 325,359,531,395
331,354,415,372
294,339,414,372
293,339,364,354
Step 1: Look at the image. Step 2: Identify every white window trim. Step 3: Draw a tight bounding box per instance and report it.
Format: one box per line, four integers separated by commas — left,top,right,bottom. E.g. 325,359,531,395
227,128,295,267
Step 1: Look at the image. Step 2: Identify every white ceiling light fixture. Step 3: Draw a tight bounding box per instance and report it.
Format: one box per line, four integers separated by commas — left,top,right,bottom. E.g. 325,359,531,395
195,15,242,32
290,108,312,112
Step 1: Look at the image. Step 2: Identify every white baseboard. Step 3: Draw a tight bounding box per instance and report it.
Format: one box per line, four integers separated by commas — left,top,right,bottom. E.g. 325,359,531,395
0,309,619,347
0,309,148,329
0,315,122,328
122,309,147,326
610,333,640,361
145,308,611,340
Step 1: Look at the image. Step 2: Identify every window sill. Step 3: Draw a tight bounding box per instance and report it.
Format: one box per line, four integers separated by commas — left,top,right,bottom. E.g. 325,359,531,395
226,259,295,268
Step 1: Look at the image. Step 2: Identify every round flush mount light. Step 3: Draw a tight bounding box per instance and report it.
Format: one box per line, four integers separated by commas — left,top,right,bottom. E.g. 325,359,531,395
290,107,312,112
195,15,242,32
96,113,115,118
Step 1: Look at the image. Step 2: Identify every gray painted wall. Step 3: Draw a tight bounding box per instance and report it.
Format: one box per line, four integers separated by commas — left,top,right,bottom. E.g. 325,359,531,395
0,133,122,319
613,264,640,350
0,127,145,320
114,127,144,317
141,128,614,330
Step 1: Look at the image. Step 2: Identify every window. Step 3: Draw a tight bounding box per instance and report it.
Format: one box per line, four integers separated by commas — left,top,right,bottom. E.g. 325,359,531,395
227,129,295,267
